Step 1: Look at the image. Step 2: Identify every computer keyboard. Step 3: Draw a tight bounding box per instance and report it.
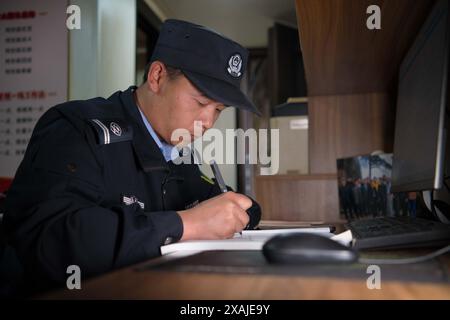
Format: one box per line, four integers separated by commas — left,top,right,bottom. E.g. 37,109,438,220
347,217,450,249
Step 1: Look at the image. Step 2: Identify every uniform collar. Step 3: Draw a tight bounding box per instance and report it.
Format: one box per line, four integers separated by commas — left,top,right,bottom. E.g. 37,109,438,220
116,86,169,172
137,107,178,162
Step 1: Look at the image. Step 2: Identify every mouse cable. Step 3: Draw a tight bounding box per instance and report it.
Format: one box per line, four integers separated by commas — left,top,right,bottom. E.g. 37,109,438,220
358,244,450,265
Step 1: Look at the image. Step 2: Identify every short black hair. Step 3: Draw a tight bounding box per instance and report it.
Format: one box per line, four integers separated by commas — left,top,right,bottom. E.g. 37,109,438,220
142,61,182,83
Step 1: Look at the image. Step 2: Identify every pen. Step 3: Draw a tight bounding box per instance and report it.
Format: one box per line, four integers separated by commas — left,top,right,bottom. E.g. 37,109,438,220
210,160,228,193
211,160,252,230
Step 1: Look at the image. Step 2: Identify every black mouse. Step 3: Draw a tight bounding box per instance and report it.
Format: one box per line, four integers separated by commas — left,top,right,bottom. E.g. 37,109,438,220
262,233,358,265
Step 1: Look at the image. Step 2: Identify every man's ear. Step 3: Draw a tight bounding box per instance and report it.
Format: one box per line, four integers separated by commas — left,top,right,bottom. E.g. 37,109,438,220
146,61,167,93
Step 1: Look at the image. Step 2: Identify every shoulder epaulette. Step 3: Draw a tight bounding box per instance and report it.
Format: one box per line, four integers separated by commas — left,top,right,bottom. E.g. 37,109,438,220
88,119,133,145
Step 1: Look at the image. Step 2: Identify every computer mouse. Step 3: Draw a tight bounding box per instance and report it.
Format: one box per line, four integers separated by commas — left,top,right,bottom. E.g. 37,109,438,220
262,233,358,265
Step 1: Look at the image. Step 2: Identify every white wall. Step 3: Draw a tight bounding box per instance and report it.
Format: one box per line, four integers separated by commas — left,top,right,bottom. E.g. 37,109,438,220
69,0,136,100
69,0,98,100
97,0,136,97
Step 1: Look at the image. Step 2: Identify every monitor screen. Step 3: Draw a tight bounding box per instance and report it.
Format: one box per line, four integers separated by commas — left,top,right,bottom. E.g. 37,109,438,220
392,0,449,193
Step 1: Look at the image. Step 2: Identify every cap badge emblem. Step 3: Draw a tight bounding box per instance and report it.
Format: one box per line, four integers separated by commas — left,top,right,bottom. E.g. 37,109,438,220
227,54,242,77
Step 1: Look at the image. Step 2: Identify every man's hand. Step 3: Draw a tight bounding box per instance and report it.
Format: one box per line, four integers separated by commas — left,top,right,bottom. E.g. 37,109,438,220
178,192,252,241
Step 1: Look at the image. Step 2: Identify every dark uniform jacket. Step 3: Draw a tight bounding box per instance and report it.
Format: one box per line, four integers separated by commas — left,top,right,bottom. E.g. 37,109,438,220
4,86,257,292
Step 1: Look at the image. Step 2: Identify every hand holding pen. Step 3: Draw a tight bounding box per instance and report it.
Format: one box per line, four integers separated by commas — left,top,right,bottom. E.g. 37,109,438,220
210,160,262,230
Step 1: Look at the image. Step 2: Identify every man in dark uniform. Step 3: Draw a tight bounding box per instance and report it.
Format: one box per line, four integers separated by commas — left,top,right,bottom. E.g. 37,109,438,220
2,19,261,293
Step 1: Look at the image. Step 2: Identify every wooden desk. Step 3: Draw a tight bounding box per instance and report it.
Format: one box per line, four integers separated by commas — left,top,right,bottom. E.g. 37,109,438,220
42,251,450,300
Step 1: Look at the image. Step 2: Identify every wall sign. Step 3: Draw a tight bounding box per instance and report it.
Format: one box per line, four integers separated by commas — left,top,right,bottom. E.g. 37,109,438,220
0,0,68,178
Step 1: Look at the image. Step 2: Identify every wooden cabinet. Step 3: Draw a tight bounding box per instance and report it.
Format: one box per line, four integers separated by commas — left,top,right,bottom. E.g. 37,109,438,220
308,93,394,174
255,174,340,222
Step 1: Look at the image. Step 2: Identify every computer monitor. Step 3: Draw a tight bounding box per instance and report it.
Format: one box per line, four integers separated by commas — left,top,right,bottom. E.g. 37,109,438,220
392,0,449,193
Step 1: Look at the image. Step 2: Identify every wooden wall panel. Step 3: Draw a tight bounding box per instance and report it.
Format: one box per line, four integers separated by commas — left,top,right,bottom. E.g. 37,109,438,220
295,0,435,96
308,92,394,174
254,174,340,222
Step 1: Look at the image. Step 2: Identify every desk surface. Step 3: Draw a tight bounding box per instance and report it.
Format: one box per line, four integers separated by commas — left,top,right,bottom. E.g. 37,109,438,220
43,249,450,300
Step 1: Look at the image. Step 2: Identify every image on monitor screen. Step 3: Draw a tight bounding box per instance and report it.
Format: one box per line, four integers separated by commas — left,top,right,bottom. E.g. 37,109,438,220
337,154,419,221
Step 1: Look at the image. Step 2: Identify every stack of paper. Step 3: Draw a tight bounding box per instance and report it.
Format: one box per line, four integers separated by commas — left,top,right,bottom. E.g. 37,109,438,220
160,226,334,255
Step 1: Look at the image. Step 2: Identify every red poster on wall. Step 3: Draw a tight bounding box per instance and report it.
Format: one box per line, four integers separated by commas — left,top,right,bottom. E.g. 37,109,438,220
0,0,68,181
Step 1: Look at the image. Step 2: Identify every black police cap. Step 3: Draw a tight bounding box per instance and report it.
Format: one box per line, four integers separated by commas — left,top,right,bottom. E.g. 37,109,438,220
150,19,261,116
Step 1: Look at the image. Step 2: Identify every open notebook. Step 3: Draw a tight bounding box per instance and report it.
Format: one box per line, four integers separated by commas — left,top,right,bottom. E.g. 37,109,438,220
160,226,352,255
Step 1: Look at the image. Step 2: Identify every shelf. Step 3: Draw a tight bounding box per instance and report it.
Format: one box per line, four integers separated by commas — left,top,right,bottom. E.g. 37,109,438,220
255,173,337,181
